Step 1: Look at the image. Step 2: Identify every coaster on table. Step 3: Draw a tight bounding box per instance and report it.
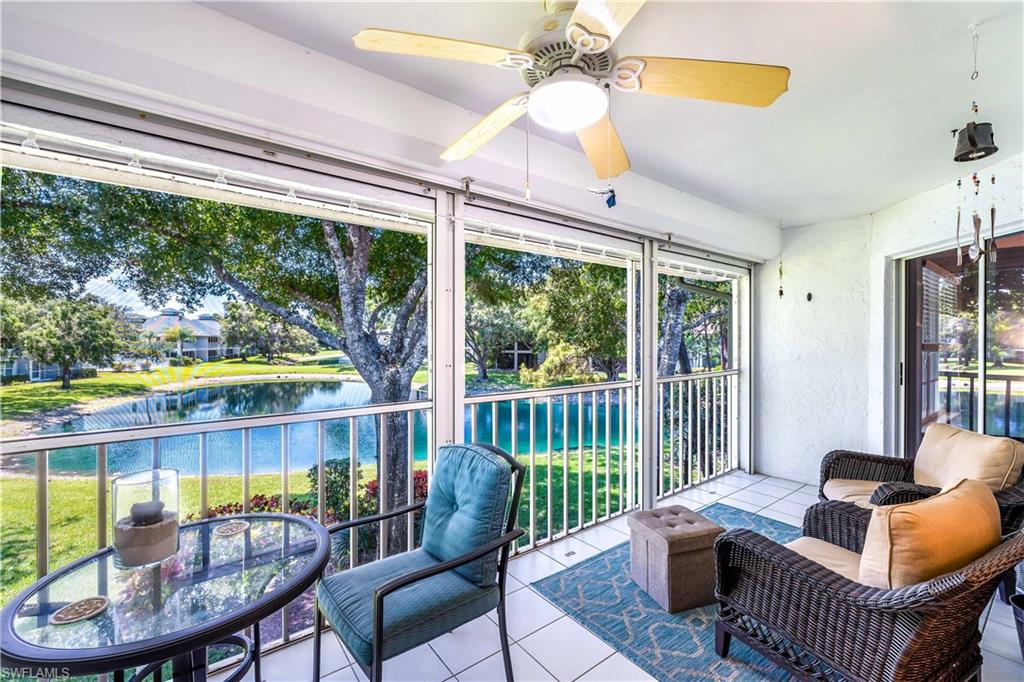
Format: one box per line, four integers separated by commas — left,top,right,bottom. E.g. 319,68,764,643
48,596,110,625
214,520,251,537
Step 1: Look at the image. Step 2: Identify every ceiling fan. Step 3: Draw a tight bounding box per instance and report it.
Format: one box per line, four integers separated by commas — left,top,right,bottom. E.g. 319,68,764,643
353,0,790,179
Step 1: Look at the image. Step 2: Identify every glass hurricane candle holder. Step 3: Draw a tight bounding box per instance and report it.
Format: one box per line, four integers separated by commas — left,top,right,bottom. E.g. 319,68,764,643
111,468,180,568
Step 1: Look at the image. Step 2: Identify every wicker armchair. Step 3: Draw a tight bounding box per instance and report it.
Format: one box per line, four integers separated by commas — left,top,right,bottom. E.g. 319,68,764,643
818,448,1024,535
714,502,1024,682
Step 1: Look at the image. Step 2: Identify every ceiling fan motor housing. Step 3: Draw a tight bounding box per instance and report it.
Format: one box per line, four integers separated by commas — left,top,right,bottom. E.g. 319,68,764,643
519,9,613,87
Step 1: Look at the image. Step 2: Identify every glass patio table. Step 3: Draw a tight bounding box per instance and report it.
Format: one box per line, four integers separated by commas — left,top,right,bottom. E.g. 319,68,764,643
0,513,329,681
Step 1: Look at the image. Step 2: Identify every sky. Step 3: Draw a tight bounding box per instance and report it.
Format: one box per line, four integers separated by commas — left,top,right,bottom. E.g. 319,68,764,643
85,276,226,317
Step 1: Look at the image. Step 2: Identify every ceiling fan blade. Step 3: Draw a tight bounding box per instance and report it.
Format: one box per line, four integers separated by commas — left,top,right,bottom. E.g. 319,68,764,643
613,56,790,107
440,94,530,161
576,114,630,179
353,28,533,69
567,0,646,52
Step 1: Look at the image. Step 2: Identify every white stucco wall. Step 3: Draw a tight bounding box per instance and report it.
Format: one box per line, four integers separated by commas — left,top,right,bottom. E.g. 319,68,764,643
754,152,1024,483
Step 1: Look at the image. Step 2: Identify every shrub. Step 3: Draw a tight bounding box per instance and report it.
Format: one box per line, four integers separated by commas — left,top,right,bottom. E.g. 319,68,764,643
519,342,590,387
169,357,198,367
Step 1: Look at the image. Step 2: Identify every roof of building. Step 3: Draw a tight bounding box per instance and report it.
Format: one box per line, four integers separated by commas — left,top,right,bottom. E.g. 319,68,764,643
140,310,222,338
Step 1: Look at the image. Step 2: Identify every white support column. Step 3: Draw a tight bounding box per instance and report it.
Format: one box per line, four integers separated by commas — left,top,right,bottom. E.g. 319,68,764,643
640,240,658,509
737,272,753,473
432,190,464,454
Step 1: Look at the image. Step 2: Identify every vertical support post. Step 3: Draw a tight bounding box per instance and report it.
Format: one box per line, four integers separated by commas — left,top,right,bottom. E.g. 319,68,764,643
317,421,327,526
604,388,611,517
281,423,291,644
432,189,463,450
97,444,108,549
378,414,389,559
562,395,569,535
663,378,671,491
281,424,290,513
470,404,478,442
617,387,624,513
528,397,536,547
199,433,209,519
977,253,988,434
626,260,638,511
349,418,359,568
591,391,598,525
36,450,48,578
491,402,499,446
407,415,416,549
687,380,694,485
242,428,251,514
640,240,658,509
577,394,584,529
546,397,553,542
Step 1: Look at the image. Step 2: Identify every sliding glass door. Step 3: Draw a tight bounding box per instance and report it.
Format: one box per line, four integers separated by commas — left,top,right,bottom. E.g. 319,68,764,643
904,232,1024,453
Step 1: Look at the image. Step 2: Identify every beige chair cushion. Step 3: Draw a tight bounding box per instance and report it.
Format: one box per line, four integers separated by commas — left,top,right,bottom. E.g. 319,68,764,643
821,478,880,508
914,422,1024,491
785,536,861,581
858,478,1001,589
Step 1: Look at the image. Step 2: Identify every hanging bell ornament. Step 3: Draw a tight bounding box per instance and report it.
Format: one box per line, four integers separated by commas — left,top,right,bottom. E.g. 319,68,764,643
953,121,999,162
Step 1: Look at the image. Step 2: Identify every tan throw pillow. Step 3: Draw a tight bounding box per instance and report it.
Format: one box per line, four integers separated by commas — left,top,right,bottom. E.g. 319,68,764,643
914,423,1024,490
859,478,1001,589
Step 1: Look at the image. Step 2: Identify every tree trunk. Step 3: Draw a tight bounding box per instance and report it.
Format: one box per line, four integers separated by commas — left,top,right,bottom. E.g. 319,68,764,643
659,286,690,376
61,365,72,389
371,377,413,556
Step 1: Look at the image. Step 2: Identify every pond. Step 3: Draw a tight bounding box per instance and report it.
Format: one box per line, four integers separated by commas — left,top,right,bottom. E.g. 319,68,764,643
31,381,626,477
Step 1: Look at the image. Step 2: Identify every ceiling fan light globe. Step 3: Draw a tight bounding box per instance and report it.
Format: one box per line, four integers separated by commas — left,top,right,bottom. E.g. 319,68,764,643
528,71,608,132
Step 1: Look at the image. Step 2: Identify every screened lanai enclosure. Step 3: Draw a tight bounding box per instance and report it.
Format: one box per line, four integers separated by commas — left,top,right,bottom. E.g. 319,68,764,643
0,105,750,655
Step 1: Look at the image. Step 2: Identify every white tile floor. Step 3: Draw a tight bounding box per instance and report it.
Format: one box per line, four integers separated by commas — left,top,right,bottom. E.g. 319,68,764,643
221,473,1024,682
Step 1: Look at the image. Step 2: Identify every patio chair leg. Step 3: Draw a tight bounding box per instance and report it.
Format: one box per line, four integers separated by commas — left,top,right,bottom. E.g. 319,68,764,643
714,620,731,658
253,621,262,682
313,604,323,681
497,601,515,682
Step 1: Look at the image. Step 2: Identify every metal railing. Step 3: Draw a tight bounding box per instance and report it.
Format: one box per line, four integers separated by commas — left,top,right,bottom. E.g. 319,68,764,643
464,380,638,552
657,369,739,499
1,371,740,656
932,369,1024,437
1,400,432,652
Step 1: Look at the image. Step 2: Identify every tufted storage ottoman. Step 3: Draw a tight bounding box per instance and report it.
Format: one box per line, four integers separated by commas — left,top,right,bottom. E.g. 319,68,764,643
627,505,725,613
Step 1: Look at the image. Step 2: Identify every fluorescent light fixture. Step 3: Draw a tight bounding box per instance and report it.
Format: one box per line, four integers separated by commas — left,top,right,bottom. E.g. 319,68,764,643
528,70,608,132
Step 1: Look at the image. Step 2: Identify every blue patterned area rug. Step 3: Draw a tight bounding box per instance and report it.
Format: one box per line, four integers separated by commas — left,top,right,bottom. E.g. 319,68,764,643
533,504,802,681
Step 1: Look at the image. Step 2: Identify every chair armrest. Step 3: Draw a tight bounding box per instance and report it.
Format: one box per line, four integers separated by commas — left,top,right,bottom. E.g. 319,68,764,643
802,501,872,553
325,500,426,535
870,481,941,506
365,528,525,663
818,450,913,498
374,528,525,599
996,484,1024,534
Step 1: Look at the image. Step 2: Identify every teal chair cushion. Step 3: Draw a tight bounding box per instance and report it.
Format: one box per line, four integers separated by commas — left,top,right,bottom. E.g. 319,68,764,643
421,444,512,587
317,548,500,666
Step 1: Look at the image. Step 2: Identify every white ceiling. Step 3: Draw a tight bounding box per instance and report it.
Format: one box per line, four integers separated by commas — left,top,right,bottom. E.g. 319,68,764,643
67,3,1024,226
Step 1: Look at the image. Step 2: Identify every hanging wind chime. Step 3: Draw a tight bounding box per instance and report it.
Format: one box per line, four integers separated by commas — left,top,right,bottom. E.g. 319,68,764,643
952,24,999,266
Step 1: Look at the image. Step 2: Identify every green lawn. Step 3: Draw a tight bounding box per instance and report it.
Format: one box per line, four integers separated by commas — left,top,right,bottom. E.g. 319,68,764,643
0,471,311,604
0,354,429,419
